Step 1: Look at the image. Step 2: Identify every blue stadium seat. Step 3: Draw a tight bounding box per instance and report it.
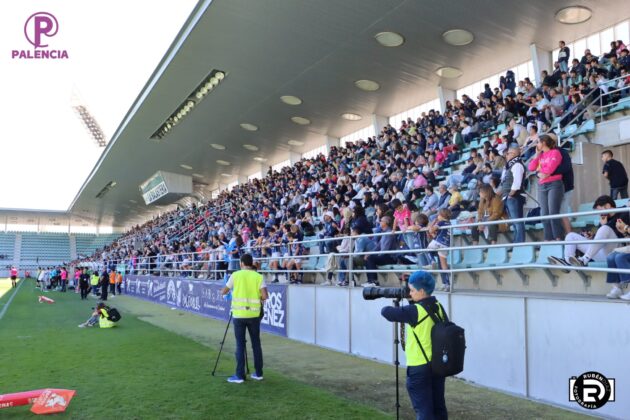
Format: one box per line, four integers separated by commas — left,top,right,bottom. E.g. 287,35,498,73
610,96,630,113
455,248,483,268
509,246,535,265
536,244,564,264
574,119,595,136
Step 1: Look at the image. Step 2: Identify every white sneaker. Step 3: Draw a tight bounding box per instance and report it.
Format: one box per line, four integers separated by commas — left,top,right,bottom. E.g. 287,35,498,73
361,282,378,287
320,280,332,286
620,290,630,301
78,324,85,328
606,286,623,299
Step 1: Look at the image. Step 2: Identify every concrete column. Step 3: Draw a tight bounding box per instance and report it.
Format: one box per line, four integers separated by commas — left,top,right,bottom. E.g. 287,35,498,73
289,151,302,165
325,136,340,153
237,175,248,185
530,44,552,85
437,86,456,111
371,114,389,136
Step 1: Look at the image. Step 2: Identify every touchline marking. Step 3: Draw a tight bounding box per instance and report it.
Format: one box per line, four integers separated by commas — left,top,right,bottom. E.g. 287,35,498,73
0,279,24,321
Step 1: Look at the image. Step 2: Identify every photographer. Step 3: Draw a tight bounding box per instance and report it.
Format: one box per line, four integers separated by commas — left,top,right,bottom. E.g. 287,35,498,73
381,271,448,420
221,254,268,384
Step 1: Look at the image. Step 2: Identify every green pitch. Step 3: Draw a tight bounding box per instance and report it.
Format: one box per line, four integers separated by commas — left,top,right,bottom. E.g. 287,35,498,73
0,280,588,419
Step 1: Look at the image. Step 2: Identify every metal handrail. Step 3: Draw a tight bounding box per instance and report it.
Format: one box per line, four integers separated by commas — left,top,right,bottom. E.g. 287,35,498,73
547,73,629,135
75,206,630,267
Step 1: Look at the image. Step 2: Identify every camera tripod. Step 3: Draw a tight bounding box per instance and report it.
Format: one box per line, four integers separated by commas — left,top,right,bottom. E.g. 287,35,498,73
211,312,250,377
393,298,403,420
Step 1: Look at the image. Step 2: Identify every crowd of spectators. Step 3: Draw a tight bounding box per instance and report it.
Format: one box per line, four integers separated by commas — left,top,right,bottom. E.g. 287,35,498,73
73,38,630,298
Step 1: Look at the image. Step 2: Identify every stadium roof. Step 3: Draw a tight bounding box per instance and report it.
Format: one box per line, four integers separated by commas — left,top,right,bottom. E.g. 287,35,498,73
5,0,628,227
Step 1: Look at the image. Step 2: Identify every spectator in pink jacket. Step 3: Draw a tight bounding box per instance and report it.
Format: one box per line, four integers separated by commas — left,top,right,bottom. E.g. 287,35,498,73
528,135,565,241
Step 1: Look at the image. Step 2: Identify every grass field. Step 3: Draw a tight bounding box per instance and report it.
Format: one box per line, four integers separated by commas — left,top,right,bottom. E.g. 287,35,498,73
0,279,590,419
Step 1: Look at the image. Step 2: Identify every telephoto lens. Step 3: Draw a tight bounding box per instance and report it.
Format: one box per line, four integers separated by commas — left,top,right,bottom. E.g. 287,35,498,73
362,285,410,300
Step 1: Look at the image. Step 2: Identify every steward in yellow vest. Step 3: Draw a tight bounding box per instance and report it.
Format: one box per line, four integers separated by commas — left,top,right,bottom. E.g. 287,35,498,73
381,271,448,420
221,254,268,383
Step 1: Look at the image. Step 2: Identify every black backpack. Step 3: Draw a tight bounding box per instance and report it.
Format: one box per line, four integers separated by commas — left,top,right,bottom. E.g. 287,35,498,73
106,307,122,322
412,300,466,377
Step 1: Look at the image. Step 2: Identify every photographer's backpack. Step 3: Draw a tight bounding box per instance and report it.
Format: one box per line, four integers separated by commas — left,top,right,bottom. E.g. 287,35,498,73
106,307,122,322
415,300,466,377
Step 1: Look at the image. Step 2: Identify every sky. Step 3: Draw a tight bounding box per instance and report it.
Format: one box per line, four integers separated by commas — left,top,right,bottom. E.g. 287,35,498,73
0,0,198,210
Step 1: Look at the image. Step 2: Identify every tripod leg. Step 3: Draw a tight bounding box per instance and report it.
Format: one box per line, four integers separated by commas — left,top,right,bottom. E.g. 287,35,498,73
211,313,232,376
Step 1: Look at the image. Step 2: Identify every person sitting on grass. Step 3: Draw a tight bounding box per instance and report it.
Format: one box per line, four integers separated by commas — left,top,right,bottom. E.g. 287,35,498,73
78,302,116,328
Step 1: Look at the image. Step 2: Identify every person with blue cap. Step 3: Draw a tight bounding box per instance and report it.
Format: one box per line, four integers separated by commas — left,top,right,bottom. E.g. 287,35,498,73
381,271,448,420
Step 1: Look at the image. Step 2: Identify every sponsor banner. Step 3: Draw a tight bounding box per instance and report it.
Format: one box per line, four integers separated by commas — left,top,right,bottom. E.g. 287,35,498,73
124,275,287,337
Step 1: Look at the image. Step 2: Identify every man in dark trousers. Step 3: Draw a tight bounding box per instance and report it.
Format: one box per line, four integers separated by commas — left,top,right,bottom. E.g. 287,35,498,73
79,268,90,300
381,271,448,420
221,254,268,384
100,269,109,301
602,150,628,199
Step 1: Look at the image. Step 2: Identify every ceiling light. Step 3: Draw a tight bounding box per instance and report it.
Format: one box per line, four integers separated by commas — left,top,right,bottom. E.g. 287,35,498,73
221,173,232,177
341,113,362,121
288,140,304,146
192,173,204,178
354,79,380,92
210,143,226,150
150,69,227,140
374,31,405,47
216,160,231,166
435,67,463,78
442,29,474,46
291,116,311,125
555,6,592,24
240,123,259,131
243,144,259,151
253,157,267,162
280,95,302,105
180,164,193,170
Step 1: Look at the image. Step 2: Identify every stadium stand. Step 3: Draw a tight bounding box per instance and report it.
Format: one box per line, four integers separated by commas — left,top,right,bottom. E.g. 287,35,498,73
74,233,121,258
0,232,16,263
72,35,630,299
20,233,71,267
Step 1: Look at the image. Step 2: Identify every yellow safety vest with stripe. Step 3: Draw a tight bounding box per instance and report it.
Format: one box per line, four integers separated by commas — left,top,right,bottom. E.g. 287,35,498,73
99,308,115,328
405,302,446,366
231,270,263,318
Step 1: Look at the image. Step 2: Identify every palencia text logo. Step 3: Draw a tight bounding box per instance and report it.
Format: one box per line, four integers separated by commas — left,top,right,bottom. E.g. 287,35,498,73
11,12,69,59
569,371,615,409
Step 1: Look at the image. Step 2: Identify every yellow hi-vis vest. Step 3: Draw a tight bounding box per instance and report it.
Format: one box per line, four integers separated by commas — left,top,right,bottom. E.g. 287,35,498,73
90,275,99,286
99,308,115,329
405,301,446,367
231,269,263,318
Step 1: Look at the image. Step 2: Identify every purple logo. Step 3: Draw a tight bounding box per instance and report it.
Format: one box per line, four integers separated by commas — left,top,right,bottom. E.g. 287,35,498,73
24,12,58,48
11,11,69,60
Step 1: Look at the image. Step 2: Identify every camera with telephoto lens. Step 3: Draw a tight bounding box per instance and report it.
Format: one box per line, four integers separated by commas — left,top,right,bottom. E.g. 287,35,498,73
362,284,410,300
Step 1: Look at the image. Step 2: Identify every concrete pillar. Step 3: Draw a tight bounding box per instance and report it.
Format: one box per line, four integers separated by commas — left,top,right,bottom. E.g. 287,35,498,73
371,114,389,136
289,151,302,165
530,44,552,85
325,136,340,153
437,86,456,112
237,175,248,185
